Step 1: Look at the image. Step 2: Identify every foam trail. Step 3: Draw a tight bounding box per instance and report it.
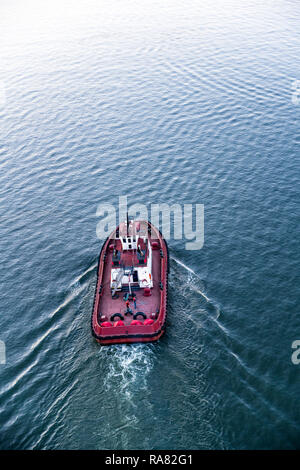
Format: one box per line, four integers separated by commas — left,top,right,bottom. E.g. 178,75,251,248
49,284,86,319
71,261,97,286
49,262,97,319
171,256,210,302
103,344,154,398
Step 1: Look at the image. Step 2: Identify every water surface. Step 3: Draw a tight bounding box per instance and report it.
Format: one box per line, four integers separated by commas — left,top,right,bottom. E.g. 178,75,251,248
0,0,299,449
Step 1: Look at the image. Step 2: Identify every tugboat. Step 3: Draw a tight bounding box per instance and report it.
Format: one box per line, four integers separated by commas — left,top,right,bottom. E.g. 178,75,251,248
91,216,169,345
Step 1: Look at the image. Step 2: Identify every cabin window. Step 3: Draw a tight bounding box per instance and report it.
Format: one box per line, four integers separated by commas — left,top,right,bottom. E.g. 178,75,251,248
123,238,126,242
128,238,131,242
128,244,132,249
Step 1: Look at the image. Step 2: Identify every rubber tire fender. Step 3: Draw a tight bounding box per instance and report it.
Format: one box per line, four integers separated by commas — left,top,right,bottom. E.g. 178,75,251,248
110,313,124,322
133,311,147,320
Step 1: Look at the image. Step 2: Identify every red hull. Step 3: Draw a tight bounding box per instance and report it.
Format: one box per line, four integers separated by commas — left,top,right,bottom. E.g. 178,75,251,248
91,221,169,345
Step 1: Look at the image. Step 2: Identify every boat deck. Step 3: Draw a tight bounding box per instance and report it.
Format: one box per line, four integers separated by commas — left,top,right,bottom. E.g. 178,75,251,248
110,238,148,267
97,243,161,325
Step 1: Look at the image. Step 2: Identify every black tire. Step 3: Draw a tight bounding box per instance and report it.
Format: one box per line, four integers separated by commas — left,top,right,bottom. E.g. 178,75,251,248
164,238,170,273
110,313,124,322
133,311,147,320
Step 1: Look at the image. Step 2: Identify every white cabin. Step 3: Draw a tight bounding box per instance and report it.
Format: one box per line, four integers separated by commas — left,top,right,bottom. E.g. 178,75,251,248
110,220,153,294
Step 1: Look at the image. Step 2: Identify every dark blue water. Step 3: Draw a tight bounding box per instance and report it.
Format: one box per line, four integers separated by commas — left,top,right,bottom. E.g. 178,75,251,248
0,0,300,449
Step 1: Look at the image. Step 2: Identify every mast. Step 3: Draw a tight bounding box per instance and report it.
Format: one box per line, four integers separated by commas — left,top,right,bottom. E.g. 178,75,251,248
127,211,129,237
